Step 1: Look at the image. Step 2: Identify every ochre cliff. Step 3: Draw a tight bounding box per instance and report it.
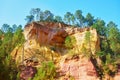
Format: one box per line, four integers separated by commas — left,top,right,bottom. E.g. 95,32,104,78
23,22,99,49
11,22,101,80
23,22,68,46
58,55,99,80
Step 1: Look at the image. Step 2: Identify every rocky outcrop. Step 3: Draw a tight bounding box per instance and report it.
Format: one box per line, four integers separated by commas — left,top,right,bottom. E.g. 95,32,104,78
11,22,100,64
11,22,101,80
23,22,100,49
20,66,37,80
23,22,68,46
58,55,99,80
71,28,100,55
11,42,60,66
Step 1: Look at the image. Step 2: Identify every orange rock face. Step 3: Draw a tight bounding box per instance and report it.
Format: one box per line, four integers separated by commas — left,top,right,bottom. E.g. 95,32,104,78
23,22,69,46
11,22,102,80
59,55,99,80
23,22,100,51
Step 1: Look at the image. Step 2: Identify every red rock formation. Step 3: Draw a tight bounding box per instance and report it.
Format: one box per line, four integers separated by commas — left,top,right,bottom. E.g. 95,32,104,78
11,22,101,80
23,22,100,50
59,55,99,80
24,22,68,46
20,66,37,80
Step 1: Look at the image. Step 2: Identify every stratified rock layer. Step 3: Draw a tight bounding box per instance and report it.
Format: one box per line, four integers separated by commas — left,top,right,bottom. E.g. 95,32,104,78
58,55,99,80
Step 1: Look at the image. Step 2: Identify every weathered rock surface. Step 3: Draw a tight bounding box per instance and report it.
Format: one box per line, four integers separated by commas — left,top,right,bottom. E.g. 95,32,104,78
11,22,100,64
11,41,60,66
23,22,68,46
11,22,101,80
23,22,100,48
58,55,99,80
71,28,100,55
20,66,37,80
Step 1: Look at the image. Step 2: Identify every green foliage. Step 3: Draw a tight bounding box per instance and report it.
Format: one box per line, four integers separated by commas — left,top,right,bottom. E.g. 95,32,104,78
43,10,54,21
85,31,91,43
32,61,56,80
54,16,63,22
26,8,97,27
1,24,11,33
0,24,25,80
84,31,92,58
75,10,85,27
30,8,41,21
0,29,3,36
96,51,106,58
65,36,76,48
12,26,25,47
25,15,34,24
16,72,20,80
85,13,94,26
64,12,75,25
101,53,117,75
0,54,18,80
92,19,106,36
107,22,120,54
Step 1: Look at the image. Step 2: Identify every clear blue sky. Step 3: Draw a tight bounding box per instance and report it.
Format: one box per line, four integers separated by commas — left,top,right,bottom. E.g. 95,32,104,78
0,0,119,28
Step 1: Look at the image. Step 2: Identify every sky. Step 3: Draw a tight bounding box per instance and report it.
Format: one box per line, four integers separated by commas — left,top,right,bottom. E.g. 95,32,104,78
0,0,119,28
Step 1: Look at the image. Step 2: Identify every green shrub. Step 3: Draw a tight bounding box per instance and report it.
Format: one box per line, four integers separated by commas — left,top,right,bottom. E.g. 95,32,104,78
32,61,56,80
65,36,76,48
0,54,19,80
85,31,91,43
101,54,117,75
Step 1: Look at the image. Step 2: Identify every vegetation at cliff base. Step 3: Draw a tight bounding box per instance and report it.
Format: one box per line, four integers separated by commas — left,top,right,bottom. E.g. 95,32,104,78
0,24,25,80
32,61,56,80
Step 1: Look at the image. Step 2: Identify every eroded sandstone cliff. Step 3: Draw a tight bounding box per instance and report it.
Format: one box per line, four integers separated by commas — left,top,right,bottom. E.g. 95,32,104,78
11,22,102,80
58,55,99,80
